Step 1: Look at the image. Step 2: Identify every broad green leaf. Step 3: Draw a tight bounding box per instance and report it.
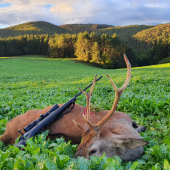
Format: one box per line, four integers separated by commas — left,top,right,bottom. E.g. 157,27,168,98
164,159,170,170
129,161,138,170
58,155,70,169
163,138,170,147
151,163,161,170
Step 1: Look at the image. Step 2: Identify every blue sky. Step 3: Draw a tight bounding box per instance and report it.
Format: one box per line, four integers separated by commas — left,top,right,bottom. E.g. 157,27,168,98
0,0,170,29
0,2,11,8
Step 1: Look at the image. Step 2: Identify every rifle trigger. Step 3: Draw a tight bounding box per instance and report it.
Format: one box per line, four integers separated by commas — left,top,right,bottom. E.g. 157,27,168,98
63,102,75,114
18,129,24,136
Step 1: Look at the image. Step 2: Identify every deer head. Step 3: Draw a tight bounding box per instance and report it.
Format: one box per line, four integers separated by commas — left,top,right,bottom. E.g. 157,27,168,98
73,54,148,161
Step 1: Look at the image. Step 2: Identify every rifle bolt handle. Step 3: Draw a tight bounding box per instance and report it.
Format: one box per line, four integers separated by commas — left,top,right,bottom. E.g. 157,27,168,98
18,129,24,135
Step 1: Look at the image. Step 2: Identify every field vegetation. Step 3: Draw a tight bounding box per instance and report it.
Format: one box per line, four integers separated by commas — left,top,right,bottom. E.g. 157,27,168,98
0,55,170,169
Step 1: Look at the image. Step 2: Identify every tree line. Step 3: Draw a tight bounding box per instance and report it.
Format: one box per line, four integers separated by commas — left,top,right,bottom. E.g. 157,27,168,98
0,32,131,68
0,34,49,56
0,31,170,68
49,32,128,68
60,24,113,33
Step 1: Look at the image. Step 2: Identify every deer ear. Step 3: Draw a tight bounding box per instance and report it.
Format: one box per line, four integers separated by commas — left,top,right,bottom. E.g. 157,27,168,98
114,138,149,150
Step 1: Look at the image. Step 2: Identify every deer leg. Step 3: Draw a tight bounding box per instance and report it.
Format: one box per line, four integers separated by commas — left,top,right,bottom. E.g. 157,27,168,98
132,121,146,133
136,125,146,133
0,133,14,145
132,121,138,128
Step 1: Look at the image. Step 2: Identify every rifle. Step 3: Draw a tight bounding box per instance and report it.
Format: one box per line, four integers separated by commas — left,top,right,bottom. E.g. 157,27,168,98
15,76,103,148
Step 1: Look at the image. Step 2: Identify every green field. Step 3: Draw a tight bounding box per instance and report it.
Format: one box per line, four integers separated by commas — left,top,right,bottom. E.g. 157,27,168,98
0,55,170,169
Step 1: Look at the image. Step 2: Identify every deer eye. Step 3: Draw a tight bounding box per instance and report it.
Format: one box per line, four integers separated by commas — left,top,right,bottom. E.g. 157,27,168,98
89,149,97,155
116,147,120,150
115,147,121,154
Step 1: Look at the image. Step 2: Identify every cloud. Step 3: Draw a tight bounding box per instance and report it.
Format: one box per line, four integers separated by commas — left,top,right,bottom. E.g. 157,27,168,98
0,0,56,26
0,0,170,28
50,1,97,24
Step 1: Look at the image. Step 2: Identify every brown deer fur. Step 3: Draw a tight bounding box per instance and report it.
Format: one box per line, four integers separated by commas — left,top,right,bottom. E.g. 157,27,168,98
74,110,148,161
0,104,141,145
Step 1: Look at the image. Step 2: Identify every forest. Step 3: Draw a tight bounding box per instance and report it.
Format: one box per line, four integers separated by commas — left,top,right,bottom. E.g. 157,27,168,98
60,24,113,33
0,21,170,68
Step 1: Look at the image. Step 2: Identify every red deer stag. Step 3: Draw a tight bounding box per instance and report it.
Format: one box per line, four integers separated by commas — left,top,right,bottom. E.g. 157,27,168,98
0,54,148,162
73,54,148,162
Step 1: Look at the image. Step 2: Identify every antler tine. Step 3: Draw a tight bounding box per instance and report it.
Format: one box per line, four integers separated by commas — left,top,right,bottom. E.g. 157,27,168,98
119,54,131,94
73,120,85,131
92,54,131,131
79,74,97,123
73,75,97,131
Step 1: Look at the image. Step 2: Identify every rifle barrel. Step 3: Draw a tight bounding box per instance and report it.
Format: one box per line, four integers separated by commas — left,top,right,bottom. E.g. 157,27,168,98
75,76,103,98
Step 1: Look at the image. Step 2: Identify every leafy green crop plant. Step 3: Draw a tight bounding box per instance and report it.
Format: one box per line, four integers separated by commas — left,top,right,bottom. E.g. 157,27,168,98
0,56,170,169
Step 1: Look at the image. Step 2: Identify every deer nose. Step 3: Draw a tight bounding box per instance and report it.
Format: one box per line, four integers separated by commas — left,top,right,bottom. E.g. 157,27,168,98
74,155,78,159
74,151,82,159
74,153,79,159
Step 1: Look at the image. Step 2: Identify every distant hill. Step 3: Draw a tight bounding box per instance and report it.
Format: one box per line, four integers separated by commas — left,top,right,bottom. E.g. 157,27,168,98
95,25,154,46
133,23,170,45
0,21,73,38
121,23,170,53
60,24,113,33
94,25,156,54
131,23,170,64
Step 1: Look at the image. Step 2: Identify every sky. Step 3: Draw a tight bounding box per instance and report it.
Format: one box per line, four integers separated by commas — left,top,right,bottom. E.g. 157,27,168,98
0,0,170,29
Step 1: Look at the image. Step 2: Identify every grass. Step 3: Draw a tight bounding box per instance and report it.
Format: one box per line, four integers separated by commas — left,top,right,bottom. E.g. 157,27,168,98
0,55,170,169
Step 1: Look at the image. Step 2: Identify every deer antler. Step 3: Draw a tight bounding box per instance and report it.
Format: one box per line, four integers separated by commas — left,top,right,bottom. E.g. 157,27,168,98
73,75,97,131
83,54,131,132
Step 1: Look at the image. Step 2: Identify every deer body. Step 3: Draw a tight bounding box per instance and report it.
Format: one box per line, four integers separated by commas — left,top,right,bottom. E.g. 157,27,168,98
0,104,145,161
0,104,141,145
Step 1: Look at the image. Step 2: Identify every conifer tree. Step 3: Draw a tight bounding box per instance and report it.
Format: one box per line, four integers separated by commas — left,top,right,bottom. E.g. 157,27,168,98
90,41,100,63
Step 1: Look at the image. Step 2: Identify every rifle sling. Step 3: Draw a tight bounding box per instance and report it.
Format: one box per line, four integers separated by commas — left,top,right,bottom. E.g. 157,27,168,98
52,102,75,122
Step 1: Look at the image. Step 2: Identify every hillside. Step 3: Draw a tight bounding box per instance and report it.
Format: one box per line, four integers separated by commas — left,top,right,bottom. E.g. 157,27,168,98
0,21,73,38
133,23,170,45
123,23,170,55
93,25,155,55
95,25,154,40
59,24,155,54
60,24,113,33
